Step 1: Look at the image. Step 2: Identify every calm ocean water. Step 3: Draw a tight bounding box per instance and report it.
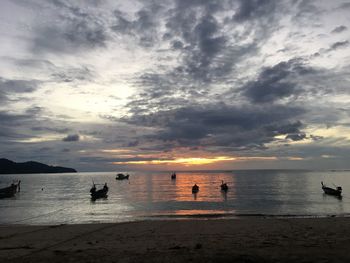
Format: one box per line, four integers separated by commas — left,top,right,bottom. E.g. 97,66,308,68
0,170,349,225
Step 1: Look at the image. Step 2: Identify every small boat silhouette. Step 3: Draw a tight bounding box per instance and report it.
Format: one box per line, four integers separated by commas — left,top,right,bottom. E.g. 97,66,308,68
321,181,342,197
90,183,108,200
220,181,228,192
0,180,21,199
192,184,199,193
116,173,129,180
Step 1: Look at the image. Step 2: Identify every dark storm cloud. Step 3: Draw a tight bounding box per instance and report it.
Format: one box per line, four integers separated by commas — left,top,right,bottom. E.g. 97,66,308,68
8,57,56,69
162,0,273,84
0,77,40,103
165,11,229,82
126,140,139,147
123,103,306,149
285,133,306,141
116,1,312,152
233,0,277,22
242,59,315,103
292,0,320,24
0,125,33,140
124,0,287,114
267,121,303,135
139,142,176,152
0,110,42,141
0,92,7,103
51,66,96,83
111,2,165,47
31,126,70,134
99,114,120,122
32,0,108,53
0,128,23,139
2,56,95,84
0,111,34,123
313,41,350,58
25,106,43,115
62,134,80,142
129,72,195,111
331,25,347,34
79,156,173,164
78,156,168,164
36,147,51,152
0,77,39,93
338,2,350,9
330,40,349,50
310,135,323,141
79,156,116,163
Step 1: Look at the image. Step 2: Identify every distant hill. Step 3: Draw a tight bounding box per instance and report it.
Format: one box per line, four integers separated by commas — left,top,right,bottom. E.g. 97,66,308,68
0,158,77,174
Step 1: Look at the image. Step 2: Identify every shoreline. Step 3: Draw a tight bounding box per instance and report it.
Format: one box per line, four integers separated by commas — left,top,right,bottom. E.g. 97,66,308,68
1,217,350,262
2,212,350,226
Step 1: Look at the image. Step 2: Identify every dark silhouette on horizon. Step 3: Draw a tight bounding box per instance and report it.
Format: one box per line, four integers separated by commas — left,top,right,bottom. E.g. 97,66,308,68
0,158,77,174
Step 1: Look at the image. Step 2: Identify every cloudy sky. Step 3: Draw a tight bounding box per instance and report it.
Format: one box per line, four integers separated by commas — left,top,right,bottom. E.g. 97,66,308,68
1,0,350,171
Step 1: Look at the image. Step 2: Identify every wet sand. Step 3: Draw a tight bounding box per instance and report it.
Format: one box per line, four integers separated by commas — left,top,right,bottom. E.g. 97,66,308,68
1,217,350,262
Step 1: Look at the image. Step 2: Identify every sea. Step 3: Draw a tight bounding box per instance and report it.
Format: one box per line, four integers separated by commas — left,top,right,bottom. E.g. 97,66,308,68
0,170,349,225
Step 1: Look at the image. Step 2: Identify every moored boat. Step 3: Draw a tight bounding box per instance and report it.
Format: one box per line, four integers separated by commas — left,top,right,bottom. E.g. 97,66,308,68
116,173,129,180
0,180,21,199
321,181,342,196
192,184,199,193
90,183,108,200
220,181,228,192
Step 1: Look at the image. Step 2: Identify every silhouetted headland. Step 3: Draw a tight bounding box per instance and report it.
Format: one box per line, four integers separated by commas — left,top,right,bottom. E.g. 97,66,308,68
0,158,77,174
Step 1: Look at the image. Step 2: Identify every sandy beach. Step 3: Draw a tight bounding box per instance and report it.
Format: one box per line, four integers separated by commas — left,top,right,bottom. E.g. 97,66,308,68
1,217,350,262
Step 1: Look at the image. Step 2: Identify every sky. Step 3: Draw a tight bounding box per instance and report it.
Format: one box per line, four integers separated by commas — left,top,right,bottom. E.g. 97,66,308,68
0,0,350,171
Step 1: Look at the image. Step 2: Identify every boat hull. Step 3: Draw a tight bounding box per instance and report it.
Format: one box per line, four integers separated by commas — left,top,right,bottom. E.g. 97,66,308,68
116,174,129,180
322,187,341,196
192,186,199,194
221,185,228,192
0,191,16,199
91,190,108,200
0,183,20,199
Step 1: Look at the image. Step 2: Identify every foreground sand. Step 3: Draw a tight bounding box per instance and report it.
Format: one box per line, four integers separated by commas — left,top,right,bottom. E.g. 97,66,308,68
1,217,350,262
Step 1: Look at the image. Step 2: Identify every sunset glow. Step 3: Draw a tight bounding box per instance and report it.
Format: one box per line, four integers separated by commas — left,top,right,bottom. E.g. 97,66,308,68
110,155,301,168
112,156,237,166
